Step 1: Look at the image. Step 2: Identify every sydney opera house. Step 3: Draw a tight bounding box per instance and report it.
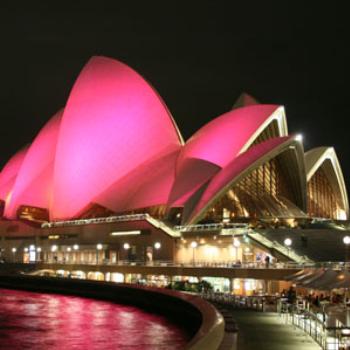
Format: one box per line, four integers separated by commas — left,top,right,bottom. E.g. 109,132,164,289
0,56,348,293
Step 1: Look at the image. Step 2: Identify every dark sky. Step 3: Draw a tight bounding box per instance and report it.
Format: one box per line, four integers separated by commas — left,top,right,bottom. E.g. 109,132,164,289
0,2,349,184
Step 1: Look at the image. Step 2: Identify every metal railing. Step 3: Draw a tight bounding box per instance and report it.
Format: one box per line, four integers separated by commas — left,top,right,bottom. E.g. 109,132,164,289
279,302,350,350
174,222,249,232
9,258,350,270
247,230,310,264
204,292,350,349
31,259,318,269
203,292,279,312
41,214,150,228
41,214,181,237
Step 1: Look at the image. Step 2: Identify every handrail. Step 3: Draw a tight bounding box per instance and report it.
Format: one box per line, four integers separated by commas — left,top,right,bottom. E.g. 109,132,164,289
144,216,180,237
279,301,347,350
41,214,181,237
28,260,348,270
247,230,311,264
174,222,249,232
41,213,150,228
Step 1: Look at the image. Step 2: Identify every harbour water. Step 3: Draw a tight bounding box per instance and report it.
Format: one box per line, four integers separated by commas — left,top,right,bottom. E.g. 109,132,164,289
0,288,190,349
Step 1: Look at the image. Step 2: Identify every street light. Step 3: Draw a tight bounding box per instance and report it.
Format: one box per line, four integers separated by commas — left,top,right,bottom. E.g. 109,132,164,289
284,238,292,247
343,236,350,245
233,238,241,247
72,244,79,263
233,238,241,262
295,134,303,142
343,236,350,265
12,247,16,262
51,245,58,263
284,238,292,258
36,247,41,262
65,247,71,263
191,241,198,265
123,243,131,262
153,242,161,263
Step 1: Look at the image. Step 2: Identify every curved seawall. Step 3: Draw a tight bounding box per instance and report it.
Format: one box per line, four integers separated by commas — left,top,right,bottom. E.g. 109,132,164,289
0,275,224,350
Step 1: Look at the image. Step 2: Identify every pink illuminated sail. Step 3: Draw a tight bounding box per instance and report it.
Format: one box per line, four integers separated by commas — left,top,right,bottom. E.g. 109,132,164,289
169,105,281,206
0,147,28,208
4,110,63,218
176,105,280,170
51,56,183,219
186,137,295,223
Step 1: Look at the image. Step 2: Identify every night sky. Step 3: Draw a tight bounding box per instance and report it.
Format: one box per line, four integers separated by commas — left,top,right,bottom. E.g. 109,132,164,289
0,3,349,185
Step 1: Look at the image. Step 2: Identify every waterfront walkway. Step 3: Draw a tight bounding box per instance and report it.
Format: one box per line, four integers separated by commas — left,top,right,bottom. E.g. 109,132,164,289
233,310,320,350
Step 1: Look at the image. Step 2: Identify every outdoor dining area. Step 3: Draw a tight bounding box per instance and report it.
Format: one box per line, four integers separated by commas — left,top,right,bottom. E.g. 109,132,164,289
281,268,350,350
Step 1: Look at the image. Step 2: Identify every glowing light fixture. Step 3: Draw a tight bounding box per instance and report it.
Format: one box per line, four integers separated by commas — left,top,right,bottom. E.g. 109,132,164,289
295,134,303,142
343,236,350,245
96,243,103,250
233,238,241,248
342,328,350,335
190,241,198,249
11,247,17,253
123,243,130,250
73,244,79,250
284,238,292,247
48,235,60,240
110,230,141,236
51,245,58,252
154,242,161,250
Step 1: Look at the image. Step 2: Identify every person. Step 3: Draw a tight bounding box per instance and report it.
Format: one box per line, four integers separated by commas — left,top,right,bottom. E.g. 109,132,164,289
264,255,270,268
287,286,297,304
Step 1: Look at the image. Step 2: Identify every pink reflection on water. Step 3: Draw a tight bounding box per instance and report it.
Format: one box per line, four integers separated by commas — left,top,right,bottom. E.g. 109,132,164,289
0,289,190,350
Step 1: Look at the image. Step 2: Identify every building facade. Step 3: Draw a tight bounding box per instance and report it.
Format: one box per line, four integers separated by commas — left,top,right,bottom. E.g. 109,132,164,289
0,56,348,294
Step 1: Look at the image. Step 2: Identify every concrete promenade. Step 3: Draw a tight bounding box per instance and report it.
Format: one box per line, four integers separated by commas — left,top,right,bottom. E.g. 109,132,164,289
233,310,320,350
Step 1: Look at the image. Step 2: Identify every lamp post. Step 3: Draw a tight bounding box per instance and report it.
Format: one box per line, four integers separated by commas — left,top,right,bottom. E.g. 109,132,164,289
154,242,161,263
36,247,41,262
29,245,36,263
67,247,72,263
23,247,29,263
284,238,292,259
191,241,198,265
123,243,130,263
96,243,103,264
233,238,241,262
51,245,58,263
73,244,79,263
11,247,16,262
343,236,350,267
